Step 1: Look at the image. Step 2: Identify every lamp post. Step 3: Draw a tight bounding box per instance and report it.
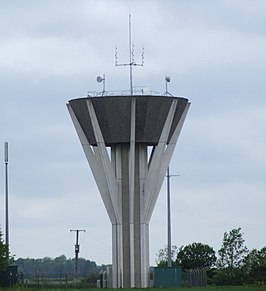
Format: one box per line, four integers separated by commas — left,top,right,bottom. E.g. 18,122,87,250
166,167,180,267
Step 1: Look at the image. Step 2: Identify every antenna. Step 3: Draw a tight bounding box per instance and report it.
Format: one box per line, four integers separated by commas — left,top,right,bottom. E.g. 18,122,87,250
96,74,106,95
115,14,144,95
164,75,173,96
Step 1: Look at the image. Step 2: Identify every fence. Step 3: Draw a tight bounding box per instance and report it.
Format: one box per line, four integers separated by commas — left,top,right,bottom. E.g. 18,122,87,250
183,268,207,287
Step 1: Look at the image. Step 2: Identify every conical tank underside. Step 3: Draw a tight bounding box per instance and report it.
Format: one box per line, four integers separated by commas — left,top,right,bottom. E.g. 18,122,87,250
68,95,189,146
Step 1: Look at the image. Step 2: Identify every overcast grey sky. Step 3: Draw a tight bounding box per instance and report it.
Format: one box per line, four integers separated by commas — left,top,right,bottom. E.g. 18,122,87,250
0,0,265,265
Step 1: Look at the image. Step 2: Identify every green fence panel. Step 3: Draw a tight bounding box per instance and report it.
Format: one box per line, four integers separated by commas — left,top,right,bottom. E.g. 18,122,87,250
153,266,182,288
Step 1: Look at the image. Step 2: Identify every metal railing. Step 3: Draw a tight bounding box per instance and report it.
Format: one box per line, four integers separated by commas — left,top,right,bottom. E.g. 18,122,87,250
87,87,161,97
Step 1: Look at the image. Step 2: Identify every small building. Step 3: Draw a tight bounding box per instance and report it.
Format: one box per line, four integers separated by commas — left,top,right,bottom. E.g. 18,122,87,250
0,265,18,287
151,266,182,288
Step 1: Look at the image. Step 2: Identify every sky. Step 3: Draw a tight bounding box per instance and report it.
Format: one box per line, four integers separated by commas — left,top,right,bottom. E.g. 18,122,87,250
0,0,266,266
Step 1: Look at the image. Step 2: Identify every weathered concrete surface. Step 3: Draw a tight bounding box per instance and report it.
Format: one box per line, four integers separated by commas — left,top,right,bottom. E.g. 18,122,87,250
69,95,189,146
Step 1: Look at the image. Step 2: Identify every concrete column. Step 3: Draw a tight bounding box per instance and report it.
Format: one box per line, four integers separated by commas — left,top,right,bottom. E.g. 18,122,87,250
111,143,149,288
129,97,136,287
111,145,123,288
121,144,131,287
139,144,150,287
133,144,141,287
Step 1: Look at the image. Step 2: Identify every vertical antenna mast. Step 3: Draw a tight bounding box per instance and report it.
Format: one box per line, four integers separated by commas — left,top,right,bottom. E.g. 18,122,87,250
129,14,133,95
115,14,144,95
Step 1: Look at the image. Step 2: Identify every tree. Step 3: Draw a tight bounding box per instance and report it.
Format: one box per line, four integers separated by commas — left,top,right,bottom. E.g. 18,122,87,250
243,247,266,283
0,229,8,271
216,227,248,285
217,227,248,271
176,242,216,269
155,245,178,267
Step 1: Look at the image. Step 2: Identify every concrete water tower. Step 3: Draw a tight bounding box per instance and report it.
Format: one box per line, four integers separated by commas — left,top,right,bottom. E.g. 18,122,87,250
67,94,190,287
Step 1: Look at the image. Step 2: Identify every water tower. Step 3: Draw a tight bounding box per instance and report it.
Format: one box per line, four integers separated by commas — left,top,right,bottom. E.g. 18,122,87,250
67,93,190,287
67,14,190,288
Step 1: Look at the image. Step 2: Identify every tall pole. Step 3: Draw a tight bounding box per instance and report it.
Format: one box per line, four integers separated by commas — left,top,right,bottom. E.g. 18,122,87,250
70,229,85,278
129,14,133,95
166,167,180,267
4,142,9,254
166,167,171,267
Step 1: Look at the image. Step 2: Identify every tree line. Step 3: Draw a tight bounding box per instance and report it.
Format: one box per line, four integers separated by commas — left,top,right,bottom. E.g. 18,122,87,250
15,255,106,279
1,227,266,285
156,227,266,285
0,229,105,281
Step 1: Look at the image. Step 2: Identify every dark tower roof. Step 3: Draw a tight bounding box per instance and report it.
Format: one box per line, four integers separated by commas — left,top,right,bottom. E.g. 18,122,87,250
68,95,189,146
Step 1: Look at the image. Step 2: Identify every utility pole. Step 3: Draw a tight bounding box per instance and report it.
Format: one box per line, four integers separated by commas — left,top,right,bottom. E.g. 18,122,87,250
70,229,85,278
4,142,9,256
166,167,180,267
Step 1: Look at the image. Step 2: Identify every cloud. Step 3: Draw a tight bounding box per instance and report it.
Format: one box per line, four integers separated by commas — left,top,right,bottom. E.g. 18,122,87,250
0,0,265,266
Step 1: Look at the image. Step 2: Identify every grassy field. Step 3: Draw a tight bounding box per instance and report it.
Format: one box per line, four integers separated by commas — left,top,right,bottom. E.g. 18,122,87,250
2,287,266,291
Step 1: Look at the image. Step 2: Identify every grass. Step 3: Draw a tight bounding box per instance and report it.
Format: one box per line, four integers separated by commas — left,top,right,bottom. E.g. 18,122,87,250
2,286,266,291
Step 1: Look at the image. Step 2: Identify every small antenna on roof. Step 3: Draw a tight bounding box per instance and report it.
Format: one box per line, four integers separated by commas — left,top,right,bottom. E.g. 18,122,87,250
115,14,144,95
164,75,173,96
96,74,105,96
